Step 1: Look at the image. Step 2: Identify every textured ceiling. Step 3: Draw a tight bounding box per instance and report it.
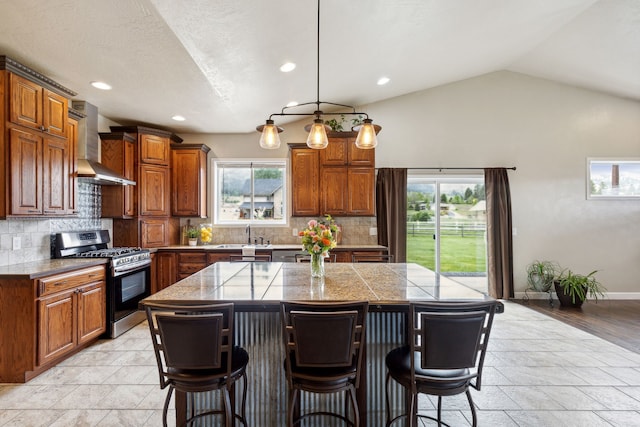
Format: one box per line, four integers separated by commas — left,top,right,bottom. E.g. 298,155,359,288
0,0,638,134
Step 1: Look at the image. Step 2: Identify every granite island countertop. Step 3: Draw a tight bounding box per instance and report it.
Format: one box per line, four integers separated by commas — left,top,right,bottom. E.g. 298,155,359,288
142,261,491,311
0,258,109,279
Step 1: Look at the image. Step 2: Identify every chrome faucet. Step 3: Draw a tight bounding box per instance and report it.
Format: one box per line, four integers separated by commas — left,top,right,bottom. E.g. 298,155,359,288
246,224,251,244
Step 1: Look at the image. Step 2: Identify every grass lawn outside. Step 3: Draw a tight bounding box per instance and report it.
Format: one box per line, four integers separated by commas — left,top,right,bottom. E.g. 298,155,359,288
406,233,487,274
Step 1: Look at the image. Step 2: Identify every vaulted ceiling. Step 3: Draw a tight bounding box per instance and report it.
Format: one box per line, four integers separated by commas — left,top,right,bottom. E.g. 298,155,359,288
1,0,638,134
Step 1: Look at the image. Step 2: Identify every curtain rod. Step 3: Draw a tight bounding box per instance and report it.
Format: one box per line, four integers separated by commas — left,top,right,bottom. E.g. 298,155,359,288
376,167,517,171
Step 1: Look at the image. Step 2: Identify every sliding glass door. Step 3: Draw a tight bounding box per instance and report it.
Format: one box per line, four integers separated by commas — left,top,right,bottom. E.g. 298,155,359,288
407,174,487,288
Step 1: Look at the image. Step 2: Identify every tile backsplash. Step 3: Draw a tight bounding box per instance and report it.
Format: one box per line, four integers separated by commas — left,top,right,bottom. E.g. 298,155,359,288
0,181,379,267
0,182,112,267
181,216,379,247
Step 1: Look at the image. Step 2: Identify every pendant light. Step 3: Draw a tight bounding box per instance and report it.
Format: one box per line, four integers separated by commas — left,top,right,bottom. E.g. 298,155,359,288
257,0,381,149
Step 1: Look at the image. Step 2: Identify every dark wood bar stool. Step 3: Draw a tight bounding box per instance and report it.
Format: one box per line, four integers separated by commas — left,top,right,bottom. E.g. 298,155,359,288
280,301,369,426
144,302,249,427
385,300,497,427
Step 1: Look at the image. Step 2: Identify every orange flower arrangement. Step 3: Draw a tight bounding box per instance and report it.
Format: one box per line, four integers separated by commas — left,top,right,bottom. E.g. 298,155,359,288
299,215,338,255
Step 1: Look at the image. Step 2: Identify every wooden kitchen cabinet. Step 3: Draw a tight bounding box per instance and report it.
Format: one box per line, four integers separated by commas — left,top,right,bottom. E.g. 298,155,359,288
319,166,375,215
1,58,76,219
154,251,177,293
42,135,69,215
319,166,375,216
8,127,42,215
0,263,106,383
100,132,137,218
107,126,183,248
319,136,375,167
37,266,106,366
177,251,207,280
290,146,320,216
139,164,170,216
347,167,375,215
9,73,68,138
140,133,170,165
171,144,210,217
290,136,375,217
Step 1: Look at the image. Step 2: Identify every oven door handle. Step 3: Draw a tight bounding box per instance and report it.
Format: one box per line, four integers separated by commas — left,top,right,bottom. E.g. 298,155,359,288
113,259,152,275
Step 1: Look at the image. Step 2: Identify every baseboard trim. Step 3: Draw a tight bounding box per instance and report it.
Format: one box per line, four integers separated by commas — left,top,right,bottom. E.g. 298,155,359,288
514,291,640,300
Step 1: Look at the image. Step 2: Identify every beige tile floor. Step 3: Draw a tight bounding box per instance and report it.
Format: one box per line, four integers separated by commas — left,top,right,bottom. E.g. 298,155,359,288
1,301,639,426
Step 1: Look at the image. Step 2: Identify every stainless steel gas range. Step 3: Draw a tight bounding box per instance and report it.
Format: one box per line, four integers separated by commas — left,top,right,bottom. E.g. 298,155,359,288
53,230,151,338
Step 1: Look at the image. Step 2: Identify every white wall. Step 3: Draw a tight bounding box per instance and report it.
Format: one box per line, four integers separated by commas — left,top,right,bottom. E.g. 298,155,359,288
180,71,640,295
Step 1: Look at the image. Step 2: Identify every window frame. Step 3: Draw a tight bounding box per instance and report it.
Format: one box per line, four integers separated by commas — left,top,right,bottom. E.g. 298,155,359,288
212,158,289,226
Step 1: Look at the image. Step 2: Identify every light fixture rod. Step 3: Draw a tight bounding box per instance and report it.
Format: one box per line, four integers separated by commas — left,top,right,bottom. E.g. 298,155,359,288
316,0,321,109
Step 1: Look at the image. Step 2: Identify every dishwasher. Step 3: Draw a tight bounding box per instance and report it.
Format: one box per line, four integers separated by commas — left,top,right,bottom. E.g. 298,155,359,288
270,249,302,262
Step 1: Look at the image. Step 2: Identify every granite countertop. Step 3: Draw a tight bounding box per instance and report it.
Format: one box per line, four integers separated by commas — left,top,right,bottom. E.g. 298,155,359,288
157,244,387,251
142,261,490,310
0,258,109,280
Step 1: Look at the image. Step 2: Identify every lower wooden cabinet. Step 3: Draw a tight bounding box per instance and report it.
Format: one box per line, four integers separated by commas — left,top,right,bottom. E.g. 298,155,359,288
154,251,177,293
37,280,105,366
0,264,106,383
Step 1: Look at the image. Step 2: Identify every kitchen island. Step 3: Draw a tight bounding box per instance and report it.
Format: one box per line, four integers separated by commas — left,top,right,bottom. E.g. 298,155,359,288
142,261,495,426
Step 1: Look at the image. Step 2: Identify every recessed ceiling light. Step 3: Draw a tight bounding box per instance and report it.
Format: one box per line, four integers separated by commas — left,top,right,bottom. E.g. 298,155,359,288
286,101,299,108
280,62,296,72
171,115,186,121
377,77,390,86
90,81,112,90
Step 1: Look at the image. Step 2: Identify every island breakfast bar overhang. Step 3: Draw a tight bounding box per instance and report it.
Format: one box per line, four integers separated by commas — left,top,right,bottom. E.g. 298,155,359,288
141,262,501,426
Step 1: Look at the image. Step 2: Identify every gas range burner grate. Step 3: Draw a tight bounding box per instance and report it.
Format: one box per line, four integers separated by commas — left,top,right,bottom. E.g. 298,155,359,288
77,247,144,258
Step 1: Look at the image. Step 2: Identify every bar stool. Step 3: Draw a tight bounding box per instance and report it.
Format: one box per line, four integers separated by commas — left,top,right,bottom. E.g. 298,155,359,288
144,302,249,427
384,300,497,426
280,301,369,426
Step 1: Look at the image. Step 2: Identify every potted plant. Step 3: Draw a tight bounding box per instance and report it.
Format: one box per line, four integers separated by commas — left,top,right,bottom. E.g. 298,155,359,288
554,269,606,308
186,226,199,246
526,260,559,292
325,114,363,132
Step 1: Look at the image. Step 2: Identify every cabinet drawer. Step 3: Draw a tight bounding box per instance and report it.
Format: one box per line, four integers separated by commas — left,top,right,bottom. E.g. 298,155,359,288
38,266,106,297
178,263,206,275
178,252,207,263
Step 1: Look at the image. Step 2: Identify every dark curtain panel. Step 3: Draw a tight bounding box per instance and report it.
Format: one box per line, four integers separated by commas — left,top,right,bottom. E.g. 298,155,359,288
485,168,514,299
376,168,407,262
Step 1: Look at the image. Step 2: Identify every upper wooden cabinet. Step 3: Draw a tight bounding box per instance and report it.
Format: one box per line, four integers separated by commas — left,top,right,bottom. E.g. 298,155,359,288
140,133,170,165
107,126,182,248
9,73,68,138
290,146,320,216
290,136,375,217
100,132,137,218
320,136,375,167
171,144,210,217
139,164,170,216
1,57,76,218
109,126,181,165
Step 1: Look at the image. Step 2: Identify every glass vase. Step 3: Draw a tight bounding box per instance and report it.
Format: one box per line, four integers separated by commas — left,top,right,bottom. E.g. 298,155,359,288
310,253,325,278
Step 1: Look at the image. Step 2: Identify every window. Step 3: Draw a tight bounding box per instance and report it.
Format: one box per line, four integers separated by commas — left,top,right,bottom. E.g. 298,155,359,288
213,159,287,225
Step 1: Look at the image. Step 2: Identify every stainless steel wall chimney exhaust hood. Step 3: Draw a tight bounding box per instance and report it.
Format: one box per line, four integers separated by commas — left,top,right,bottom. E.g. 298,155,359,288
71,101,136,186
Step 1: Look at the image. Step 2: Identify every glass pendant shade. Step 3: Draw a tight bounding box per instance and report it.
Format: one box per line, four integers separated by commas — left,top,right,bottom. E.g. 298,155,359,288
354,119,378,149
259,120,281,149
306,119,329,149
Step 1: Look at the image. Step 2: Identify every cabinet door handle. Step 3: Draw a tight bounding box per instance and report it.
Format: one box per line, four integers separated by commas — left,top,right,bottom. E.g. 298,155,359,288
28,209,40,213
